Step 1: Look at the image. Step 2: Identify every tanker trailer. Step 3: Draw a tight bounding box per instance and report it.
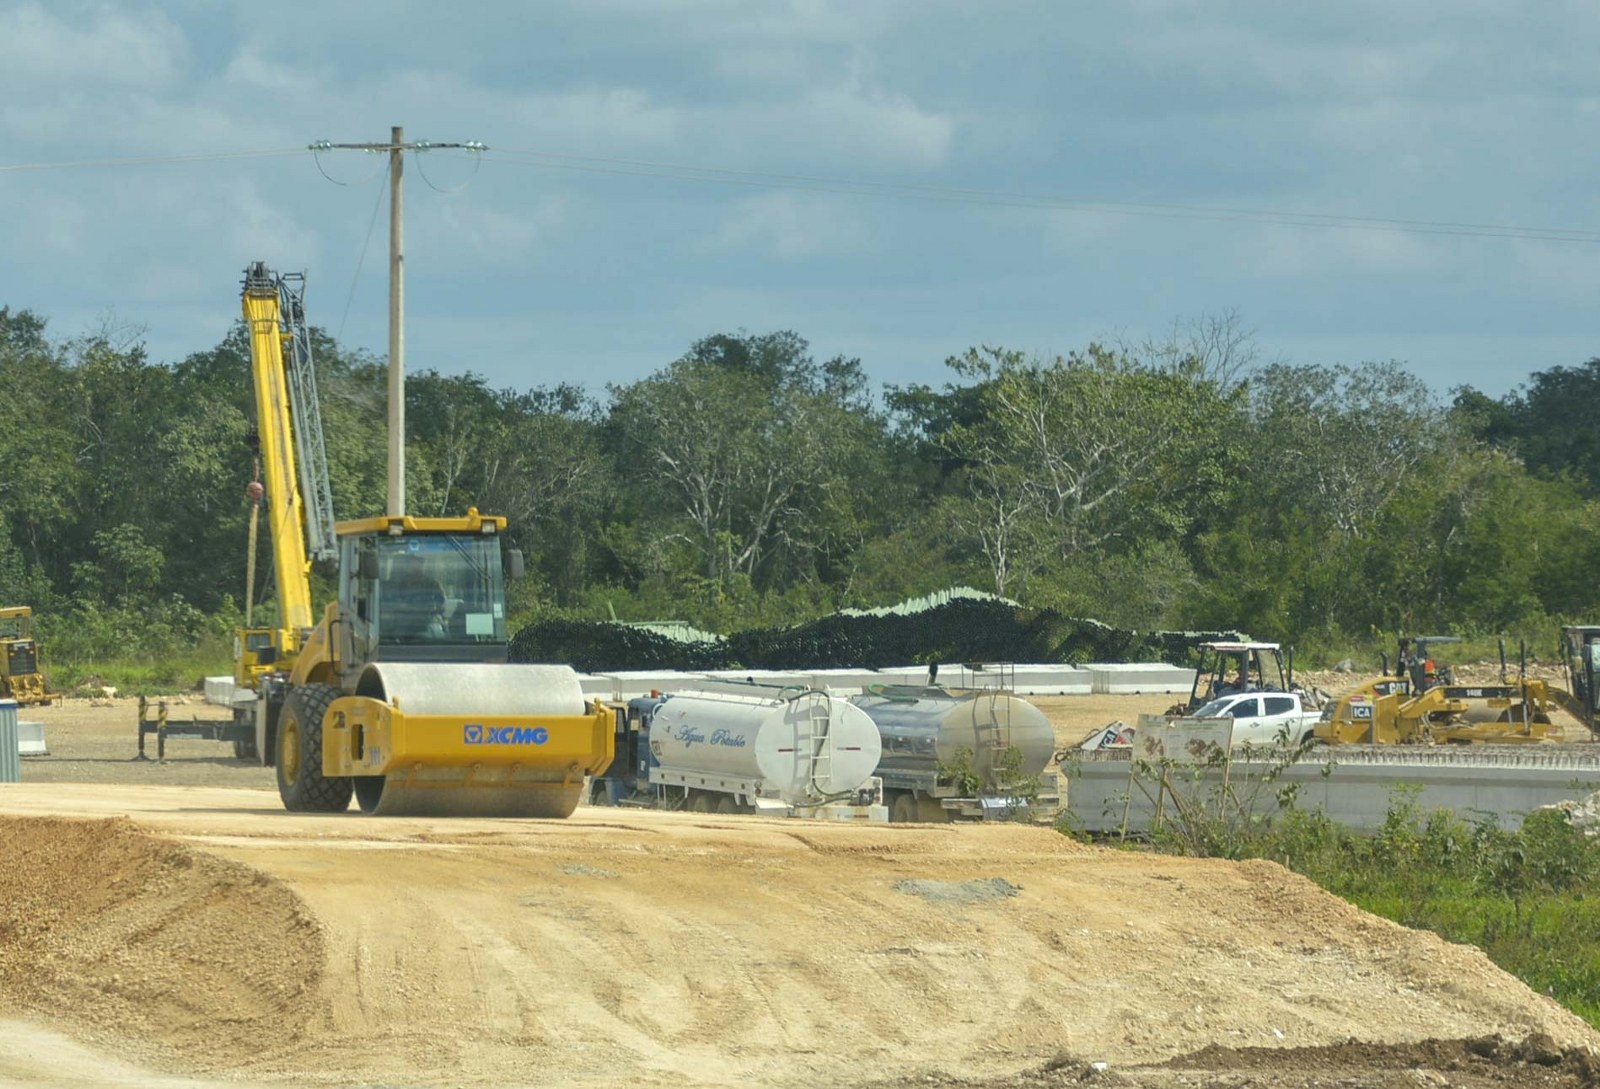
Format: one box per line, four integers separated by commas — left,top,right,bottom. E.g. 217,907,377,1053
590,684,886,818
850,685,1060,823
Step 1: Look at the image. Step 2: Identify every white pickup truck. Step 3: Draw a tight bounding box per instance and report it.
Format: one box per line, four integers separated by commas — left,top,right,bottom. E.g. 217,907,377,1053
1078,689,1326,753
1182,690,1323,748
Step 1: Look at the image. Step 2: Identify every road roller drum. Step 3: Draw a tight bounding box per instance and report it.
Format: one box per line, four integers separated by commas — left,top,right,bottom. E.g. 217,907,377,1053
306,662,614,818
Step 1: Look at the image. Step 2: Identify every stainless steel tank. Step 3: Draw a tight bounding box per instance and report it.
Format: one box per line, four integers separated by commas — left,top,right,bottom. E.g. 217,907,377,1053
850,686,1055,786
649,688,882,805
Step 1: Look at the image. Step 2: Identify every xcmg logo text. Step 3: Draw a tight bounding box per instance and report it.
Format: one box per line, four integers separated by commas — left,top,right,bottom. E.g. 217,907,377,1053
463,724,550,745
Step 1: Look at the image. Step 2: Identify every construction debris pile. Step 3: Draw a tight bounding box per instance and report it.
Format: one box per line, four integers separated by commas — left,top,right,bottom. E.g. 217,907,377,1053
1548,792,1600,837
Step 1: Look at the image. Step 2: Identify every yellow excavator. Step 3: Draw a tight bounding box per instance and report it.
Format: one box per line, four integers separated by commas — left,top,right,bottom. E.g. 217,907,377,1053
0,606,55,706
235,263,612,816
1315,634,1596,745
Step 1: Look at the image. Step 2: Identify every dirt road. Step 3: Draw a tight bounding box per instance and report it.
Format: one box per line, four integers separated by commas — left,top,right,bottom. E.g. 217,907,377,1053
3,696,1598,1088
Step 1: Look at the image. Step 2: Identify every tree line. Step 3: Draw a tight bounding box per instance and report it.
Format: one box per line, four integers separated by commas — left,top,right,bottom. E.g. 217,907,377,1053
0,305,1596,664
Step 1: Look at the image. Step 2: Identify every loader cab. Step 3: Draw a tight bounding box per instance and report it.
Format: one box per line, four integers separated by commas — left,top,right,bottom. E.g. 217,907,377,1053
0,607,38,685
1392,635,1461,695
1563,626,1600,724
0,607,30,643
1184,641,1289,711
339,509,522,668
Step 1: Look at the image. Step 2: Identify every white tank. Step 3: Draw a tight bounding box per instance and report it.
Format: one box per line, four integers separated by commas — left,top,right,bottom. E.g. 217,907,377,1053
649,689,882,806
850,687,1056,788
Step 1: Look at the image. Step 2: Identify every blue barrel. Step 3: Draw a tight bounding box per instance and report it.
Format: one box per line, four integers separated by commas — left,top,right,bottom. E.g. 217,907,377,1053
0,698,18,783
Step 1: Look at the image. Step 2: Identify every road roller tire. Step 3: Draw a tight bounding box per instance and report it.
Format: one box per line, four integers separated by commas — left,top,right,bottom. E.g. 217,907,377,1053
890,791,919,823
276,683,352,813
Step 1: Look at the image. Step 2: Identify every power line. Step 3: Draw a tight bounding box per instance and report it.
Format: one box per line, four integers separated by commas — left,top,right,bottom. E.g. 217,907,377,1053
491,148,1600,245
7,141,1597,246
0,148,304,172
336,166,391,345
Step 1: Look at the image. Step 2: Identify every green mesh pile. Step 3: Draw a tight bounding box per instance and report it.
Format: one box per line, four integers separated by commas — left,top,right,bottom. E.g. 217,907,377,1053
509,593,1242,674
506,617,729,672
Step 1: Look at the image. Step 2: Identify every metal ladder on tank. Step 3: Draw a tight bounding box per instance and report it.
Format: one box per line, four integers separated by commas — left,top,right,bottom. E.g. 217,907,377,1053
969,664,1015,784
796,690,834,800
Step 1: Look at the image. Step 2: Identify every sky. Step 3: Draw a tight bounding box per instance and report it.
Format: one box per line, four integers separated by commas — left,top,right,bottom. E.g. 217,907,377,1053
3,1,1598,402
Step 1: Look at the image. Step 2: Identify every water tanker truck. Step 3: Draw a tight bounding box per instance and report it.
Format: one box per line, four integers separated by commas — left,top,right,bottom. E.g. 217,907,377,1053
849,685,1060,823
589,684,886,817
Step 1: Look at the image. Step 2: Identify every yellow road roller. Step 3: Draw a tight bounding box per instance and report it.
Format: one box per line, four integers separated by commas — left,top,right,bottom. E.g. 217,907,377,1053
268,508,613,818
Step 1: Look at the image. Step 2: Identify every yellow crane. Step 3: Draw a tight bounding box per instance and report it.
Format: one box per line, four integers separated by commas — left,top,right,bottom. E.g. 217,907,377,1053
234,263,612,816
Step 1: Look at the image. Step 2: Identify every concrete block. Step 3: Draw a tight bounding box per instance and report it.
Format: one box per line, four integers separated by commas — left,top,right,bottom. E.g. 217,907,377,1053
17,721,46,756
576,673,619,699
203,675,255,708
1086,662,1194,695
696,669,813,690
872,663,1095,695
1008,665,1094,696
874,666,939,687
805,669,884,695
594,671,700,699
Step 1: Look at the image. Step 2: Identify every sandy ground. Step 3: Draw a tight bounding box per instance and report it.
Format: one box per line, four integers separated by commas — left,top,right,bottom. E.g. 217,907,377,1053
3,694,1599,1089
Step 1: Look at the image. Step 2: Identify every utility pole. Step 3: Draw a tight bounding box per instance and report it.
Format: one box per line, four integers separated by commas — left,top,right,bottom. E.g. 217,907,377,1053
308,129,487,518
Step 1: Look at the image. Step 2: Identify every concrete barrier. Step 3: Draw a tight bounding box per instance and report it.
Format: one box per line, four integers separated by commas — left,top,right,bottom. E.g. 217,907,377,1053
805,669,884,694
592,672,694,700
872,666,939,687
577,662,1179,701
698,669,814,689
1085,663,1193,695
1062,746,1600,833
1007,665,1094,696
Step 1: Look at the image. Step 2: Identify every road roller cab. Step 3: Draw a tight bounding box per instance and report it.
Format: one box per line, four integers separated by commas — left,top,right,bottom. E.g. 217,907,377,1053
271,509,614,818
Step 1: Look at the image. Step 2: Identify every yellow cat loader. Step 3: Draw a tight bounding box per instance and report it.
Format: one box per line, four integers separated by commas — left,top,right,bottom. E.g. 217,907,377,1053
235,263,612,816
1316,635,1586,745
0,606,56,706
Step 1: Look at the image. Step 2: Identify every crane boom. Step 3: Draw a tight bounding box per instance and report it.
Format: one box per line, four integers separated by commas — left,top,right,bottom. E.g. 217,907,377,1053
241,262,318,635
278,273,337,563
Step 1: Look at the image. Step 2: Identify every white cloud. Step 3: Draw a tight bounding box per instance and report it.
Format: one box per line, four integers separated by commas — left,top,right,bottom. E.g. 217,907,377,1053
506,86,683,150
425,196,567,268
0,3,187,89
707,191,866,259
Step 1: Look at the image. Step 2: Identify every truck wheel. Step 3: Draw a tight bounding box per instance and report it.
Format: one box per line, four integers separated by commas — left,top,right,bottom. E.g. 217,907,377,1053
233,736,259,761
890,792,919,823
714,796,739,815
276,683,352,813
688,791,714,813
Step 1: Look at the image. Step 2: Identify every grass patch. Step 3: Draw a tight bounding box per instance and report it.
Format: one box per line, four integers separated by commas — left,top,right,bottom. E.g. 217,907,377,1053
47,636,234,697
1095,789,1600,1027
